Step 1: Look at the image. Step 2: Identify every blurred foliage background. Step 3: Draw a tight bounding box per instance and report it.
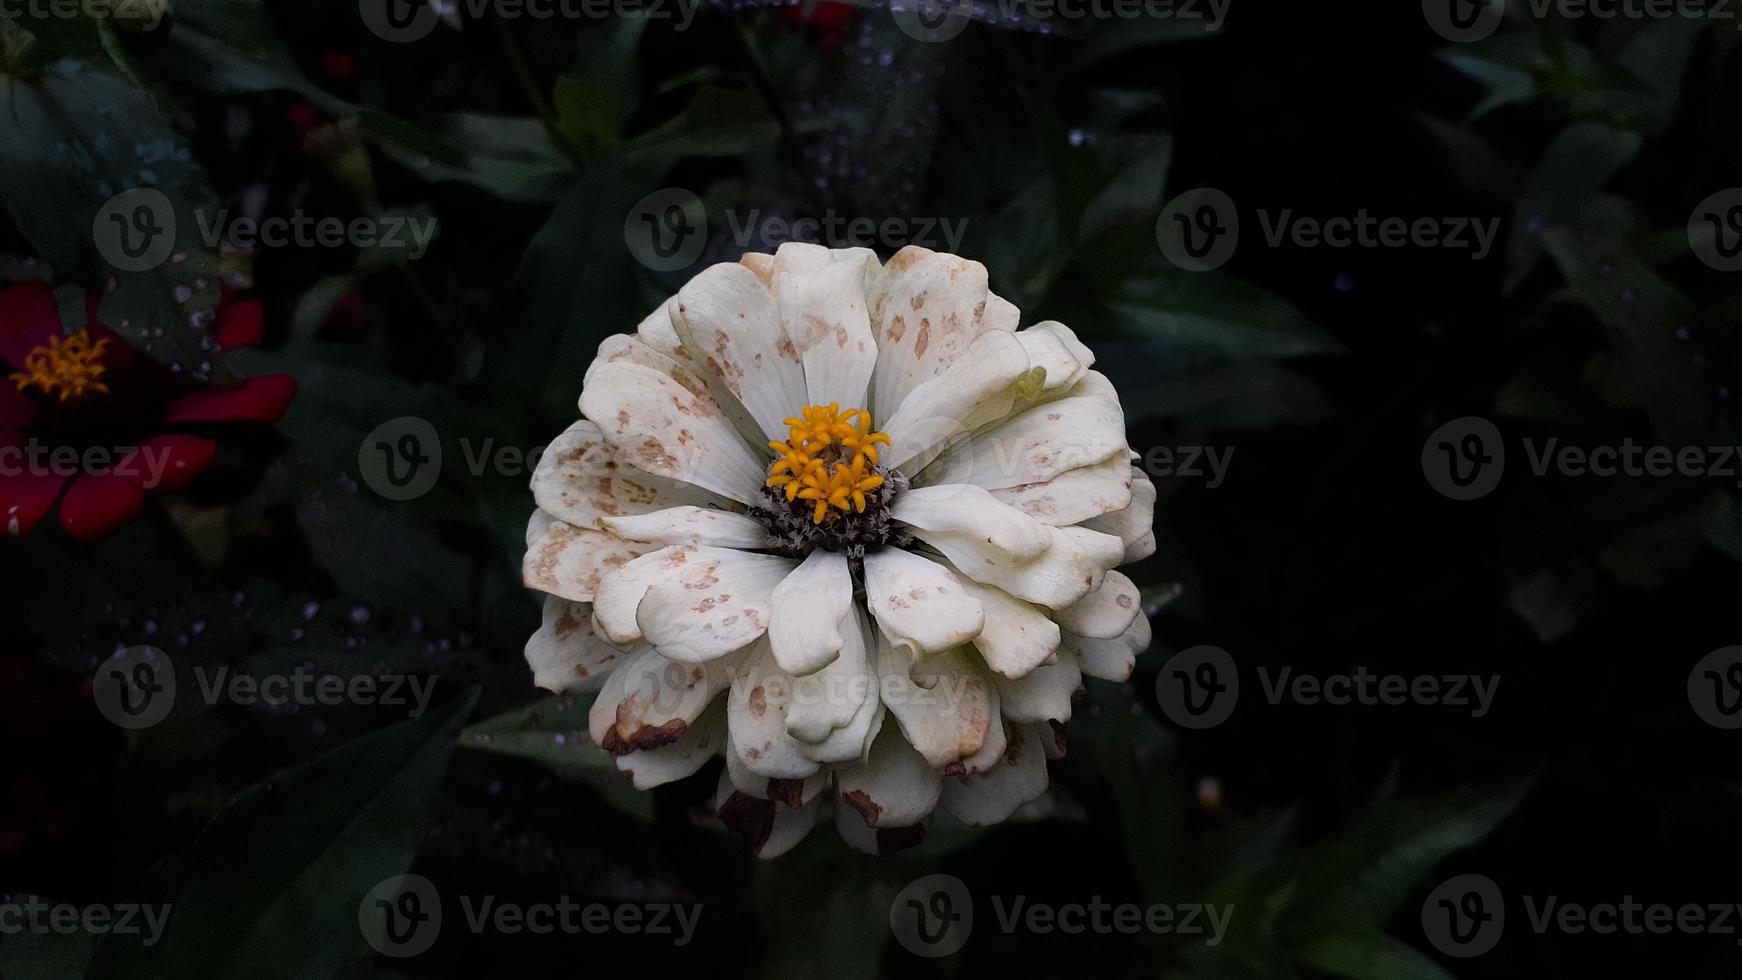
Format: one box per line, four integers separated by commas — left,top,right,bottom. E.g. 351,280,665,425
2,0,1742,977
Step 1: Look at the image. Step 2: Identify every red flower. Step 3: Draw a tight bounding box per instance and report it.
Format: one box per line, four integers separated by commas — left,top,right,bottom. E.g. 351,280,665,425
0,284,297,541
320,49,357,82
776,0,855,47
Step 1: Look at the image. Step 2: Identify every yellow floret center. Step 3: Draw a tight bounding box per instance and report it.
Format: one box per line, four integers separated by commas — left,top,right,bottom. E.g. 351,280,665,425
10,331,112,402
766,403,892,524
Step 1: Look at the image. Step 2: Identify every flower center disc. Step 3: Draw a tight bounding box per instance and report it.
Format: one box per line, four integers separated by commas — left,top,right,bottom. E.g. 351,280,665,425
760,403,905,557
11,332,111,403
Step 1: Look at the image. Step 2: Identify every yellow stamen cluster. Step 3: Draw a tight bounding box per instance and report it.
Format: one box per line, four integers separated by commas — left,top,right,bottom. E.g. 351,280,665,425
766,403,892,524
10,332,112,402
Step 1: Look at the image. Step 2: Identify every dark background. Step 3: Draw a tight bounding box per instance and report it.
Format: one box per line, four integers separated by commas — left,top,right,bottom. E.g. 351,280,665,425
3,0,1742,976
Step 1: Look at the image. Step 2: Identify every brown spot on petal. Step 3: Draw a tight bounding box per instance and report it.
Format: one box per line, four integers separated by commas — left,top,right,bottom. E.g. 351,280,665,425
914,319,931,358
716,792,777,852
748,685,767,718
841,789,882,825
601,716,687,755
874,824,927,854
766,778,805,807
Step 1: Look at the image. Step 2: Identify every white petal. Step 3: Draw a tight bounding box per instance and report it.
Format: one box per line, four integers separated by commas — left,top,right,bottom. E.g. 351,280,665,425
588,645,739,754
785,604,883,764
532,419,728,528
737,250,776,286
727,641,825,780
723,744,829,804
525,596,625,693
1055,570,1141,639
1013,321,1094,394
767,549,853,675
780,249,880,410
607,322,767,448
981,291,1021,333
712,768,822,858
877,642,996,769
637,549,797,662
956,577,1061,679
834,798,929,855
599,506,772,548
1070,608,1152,682
634,298,683,354
910,520,1125,611
892,484,1053,563
869,246,993,419
940,722,1050,826
1084,466,1157,562
862,548,985,656
835,719,942,828
669,261,805,443
522,514,652,602
919,377,1127,491
579,358,768,505
993,650,1081,724
615,701,727,790
988,454,1135,527
591,545,698,645
944,686,1008,776
880,329,1045,472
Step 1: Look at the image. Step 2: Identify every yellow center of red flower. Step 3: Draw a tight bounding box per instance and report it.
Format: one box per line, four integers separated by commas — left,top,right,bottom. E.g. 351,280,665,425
10,332,112,402
766,403,891,524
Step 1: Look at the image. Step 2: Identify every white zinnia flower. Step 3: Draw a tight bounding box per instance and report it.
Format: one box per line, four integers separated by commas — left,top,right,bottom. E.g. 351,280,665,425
522,244,1155,857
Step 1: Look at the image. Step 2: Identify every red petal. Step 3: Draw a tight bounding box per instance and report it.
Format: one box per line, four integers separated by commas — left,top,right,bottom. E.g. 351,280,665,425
0,284,64,370
59,470,145,542
164,374,297,423
0,383,35,429
216,301,264,350
127,434,217,493
0,434,67,538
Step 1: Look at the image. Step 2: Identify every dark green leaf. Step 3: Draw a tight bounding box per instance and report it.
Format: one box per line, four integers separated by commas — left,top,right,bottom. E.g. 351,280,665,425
157,689,479,980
